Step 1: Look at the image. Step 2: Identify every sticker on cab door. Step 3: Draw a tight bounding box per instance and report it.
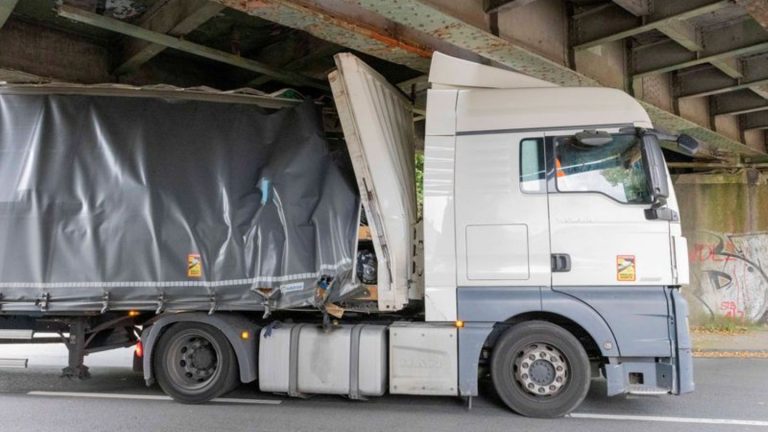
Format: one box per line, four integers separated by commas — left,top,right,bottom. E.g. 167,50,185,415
187,253,202,278
616,255,636,282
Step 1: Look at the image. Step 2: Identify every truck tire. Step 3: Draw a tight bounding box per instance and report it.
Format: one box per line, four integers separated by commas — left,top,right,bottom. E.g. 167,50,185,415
154,322,239,403
491,320,590,418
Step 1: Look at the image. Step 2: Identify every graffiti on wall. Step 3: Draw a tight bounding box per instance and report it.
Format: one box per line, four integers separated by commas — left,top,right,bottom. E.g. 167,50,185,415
689,231,768,323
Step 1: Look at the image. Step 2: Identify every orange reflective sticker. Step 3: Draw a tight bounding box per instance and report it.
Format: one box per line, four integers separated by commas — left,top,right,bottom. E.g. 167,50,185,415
187,253,202,278
616,255,636,282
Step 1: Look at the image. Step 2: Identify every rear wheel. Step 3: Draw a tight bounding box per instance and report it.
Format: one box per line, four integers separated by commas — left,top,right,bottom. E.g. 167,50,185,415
491,320,590,418
154,322,238,403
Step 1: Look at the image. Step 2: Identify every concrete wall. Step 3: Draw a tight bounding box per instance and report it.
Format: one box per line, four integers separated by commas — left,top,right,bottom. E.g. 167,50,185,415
633,74,674,112
675,171,768,323
678,96,710,128
0,14,246,89
497,0,568,65
0,19,112,83
574,42,627,90
745,129,767,153
714,115,743,142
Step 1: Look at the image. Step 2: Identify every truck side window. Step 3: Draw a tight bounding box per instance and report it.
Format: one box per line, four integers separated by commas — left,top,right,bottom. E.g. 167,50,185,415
519,138,545,193
553,134,651,204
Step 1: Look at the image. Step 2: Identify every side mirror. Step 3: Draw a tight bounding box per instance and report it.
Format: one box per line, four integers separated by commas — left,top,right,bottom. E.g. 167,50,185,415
640,134,669,202
677,134,700,156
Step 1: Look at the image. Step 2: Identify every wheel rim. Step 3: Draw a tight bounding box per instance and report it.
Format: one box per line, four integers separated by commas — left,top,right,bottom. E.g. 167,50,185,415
514,343,569,397
164,328,223,394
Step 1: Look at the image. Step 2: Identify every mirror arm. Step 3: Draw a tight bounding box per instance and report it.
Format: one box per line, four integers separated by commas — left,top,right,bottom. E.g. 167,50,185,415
629,127,700,156
645,206,679,222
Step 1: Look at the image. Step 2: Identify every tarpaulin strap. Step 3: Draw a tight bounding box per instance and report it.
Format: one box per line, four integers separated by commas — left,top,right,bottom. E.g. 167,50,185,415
288,323,307,398
315,275,335,329
322,312,331,330
38,292,50,311
263,321,281,338
207,294,217,315
100,292,110,314
155,293,166,314
348,324,365,400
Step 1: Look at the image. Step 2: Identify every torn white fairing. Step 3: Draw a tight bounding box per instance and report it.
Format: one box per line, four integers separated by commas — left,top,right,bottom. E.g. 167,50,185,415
330,53,419,311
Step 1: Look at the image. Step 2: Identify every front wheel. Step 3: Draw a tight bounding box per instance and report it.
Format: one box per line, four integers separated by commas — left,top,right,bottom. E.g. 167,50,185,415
491,321,590,418
154,322,239,403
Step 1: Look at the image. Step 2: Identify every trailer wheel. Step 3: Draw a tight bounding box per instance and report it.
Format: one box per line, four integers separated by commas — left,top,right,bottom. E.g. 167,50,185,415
491,320,590,418
154,322,238,403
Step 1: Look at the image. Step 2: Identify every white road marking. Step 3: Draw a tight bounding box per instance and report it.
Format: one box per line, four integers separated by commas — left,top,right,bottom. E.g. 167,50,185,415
569,413,768,427
24,392,768,426
27,391,282,405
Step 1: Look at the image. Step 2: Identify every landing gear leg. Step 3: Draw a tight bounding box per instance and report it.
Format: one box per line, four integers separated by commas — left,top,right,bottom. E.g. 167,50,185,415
62,318,90,379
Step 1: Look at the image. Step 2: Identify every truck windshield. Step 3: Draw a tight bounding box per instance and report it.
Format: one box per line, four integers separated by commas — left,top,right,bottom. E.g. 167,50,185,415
554,134,651,204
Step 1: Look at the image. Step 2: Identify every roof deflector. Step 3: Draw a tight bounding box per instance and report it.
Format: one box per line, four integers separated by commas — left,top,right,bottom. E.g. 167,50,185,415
428,52,558,90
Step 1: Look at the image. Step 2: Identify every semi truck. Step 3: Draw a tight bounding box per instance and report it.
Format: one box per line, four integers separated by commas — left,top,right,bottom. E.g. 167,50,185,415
0,52,695,418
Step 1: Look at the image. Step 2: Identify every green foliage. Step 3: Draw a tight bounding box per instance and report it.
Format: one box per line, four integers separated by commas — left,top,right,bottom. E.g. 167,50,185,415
693,315,758,335
601,165,648,203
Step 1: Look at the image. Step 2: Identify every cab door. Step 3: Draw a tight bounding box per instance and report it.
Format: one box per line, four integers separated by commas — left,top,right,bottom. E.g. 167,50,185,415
545,129,674,356
545,129,672,287
454,132,551,290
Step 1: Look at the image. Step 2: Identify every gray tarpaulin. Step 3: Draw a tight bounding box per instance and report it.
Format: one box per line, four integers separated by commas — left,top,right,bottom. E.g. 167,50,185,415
0,91,360,313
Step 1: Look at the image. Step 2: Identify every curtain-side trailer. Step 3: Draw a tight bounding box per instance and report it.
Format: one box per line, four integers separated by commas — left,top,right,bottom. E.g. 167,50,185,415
0,53,695,418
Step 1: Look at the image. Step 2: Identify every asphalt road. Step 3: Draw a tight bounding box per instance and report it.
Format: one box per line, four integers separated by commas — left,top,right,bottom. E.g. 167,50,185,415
0,344,767,432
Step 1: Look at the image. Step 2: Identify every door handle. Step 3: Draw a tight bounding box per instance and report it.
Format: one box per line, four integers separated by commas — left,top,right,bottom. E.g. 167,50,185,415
551,254,571,272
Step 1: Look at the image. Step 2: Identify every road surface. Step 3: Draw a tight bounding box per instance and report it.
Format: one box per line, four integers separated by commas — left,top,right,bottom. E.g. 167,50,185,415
0,343,766,432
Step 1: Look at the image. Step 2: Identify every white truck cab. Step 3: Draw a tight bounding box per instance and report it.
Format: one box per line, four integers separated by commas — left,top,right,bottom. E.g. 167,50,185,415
328,52,694,417
422,53,689,319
